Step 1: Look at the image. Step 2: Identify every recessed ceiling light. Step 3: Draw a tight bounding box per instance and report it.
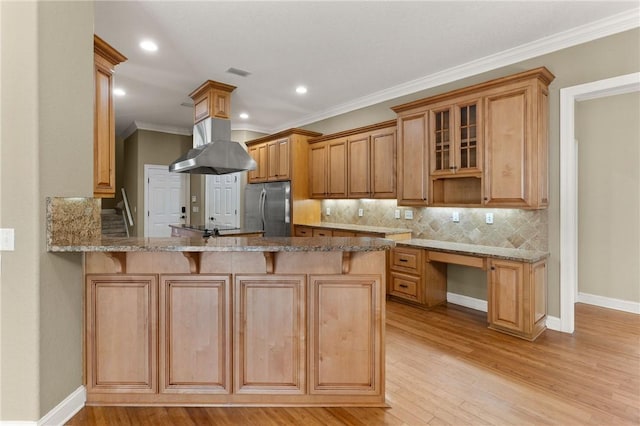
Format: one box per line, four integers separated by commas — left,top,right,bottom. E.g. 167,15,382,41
296,86,308,94
239,112,249,119
139,40,158,52
113,88,126,96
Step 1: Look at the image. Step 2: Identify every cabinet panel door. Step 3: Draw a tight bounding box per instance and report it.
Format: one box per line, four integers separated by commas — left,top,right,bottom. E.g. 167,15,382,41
370,129,396,198
267,141,279,180
94,61,115,197
256,144,268,181
86,274,157,393
234,275,306,394
347,135,370,198
309,275,382,395
248,146,260,183
309,143,327,198
488,260,524,333
276,138,290,180
159,275,231,394
484,87,530,207
397,114,428,205
327,139,348,198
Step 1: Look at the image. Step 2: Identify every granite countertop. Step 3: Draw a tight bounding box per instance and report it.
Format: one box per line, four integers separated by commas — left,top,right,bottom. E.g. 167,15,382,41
302,222,413,235
396,239,548,263
48,236,395,253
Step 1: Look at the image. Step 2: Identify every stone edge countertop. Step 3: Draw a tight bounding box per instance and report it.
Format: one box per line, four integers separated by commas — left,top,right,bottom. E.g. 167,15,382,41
302,222,413,235
48,236,395,253
397,239,548,263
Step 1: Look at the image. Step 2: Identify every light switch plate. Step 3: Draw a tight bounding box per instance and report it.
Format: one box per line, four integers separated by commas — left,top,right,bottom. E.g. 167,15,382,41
486,212,494,224
452,211,460,222
404,210,413,220
326,207,331,216
0,228,15,251
192,206,199,213
394,209,401,219
358,208,364,217
191,195,197,203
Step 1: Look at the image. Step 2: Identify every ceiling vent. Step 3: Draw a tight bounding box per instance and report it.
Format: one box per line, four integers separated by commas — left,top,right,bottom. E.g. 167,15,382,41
226,67,251,77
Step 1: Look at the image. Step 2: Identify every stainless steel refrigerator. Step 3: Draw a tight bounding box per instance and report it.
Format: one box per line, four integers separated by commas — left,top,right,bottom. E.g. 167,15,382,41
244,181,291,237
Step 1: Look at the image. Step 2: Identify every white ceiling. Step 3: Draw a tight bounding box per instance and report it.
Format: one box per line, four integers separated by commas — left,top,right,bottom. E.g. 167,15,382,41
94,1,639,137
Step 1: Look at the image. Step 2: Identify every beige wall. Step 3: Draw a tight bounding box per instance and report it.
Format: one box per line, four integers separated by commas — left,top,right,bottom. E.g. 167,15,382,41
1,0,93,421
576,92,640,302
307,28,640,315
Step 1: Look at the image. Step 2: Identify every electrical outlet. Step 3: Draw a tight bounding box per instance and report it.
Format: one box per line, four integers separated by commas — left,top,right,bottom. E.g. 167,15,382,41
326,207,331,216
358,208,364,217
394,209,401,219
0,228,15,251
452,211,460,222
404,210,413,220
486,212,494,224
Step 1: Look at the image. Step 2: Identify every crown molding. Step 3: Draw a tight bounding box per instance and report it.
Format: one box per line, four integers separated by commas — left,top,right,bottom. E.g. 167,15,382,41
274,7,640,132
121,121,192,140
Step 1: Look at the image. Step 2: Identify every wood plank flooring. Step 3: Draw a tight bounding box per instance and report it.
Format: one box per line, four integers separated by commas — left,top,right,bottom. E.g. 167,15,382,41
67,301,640,425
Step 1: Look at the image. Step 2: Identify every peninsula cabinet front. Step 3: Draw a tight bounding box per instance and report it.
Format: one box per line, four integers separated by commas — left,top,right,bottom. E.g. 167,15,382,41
83,250,386,406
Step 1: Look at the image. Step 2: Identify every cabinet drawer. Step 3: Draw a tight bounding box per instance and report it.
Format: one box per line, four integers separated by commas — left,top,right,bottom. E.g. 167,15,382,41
391,247,423,274
312,228,332,237
294,226,312,237
332,230,356,237
390,272,420,302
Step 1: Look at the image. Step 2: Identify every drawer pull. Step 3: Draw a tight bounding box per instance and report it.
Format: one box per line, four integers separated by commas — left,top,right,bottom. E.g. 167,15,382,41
399,284,409,288
399,259,408,262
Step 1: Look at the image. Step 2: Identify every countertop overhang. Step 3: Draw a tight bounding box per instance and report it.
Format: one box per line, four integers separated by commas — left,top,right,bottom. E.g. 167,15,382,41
48,236,395,253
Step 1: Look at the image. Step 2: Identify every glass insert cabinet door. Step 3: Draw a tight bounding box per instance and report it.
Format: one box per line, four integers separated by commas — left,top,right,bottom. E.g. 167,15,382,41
430,101,481,175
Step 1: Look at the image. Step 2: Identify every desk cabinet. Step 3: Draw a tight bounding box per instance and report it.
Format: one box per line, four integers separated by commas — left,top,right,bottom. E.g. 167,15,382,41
388,247,447,308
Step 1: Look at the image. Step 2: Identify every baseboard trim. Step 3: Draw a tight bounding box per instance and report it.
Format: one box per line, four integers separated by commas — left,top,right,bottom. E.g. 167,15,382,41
545,315,562,332
447,292,488,312
38,386,85,426
577,292,640,314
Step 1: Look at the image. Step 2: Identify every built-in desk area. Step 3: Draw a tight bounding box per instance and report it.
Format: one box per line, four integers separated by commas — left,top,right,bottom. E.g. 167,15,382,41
390,239,548,341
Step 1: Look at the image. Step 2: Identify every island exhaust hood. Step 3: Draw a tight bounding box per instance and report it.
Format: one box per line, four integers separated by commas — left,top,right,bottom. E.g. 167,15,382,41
169,117,256,175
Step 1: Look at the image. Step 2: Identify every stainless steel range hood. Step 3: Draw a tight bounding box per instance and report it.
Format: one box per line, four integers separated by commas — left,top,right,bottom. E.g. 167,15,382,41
169,117,256,175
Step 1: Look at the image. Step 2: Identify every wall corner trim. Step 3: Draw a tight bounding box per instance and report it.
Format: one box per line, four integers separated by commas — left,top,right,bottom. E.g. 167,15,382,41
545,315,562,332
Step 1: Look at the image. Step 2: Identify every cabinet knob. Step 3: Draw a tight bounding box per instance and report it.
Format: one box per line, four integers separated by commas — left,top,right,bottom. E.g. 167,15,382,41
490,266,496,270
484,197,488,201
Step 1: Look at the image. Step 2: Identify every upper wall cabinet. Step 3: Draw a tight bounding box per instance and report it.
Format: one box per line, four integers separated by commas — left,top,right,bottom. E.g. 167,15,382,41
93,35,126,198
308,120,397,200
392,67,554,209
189,80,236,123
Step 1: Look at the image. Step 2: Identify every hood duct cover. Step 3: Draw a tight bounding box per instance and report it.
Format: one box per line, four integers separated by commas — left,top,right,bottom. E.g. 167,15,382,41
169,117,256,175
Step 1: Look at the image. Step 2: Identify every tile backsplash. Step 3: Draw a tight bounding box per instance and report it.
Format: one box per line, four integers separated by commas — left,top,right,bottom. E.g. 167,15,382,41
321,199,547,251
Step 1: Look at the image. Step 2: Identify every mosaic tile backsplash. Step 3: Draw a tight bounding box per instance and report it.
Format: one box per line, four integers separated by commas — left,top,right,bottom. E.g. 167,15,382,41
320,199,548,251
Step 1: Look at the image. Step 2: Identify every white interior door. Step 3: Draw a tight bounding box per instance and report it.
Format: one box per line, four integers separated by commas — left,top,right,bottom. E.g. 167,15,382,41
205,173,240,228
145,165,189,237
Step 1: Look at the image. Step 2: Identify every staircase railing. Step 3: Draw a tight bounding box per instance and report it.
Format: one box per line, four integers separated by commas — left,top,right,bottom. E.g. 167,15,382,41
121,187,134,237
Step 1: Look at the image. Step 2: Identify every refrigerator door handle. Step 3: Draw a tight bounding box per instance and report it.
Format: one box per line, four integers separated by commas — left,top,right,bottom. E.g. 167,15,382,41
260,188,267,225
284,184,290,224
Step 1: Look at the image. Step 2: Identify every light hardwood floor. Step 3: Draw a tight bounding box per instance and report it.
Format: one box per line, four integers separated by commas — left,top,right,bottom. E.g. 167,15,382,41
68,301,640,425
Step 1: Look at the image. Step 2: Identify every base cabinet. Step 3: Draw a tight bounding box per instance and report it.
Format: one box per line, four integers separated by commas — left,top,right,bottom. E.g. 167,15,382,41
234,275,306,394
388,247,447,308
159,275,231,394
309,275,382,395
84,251,386,406
488,258,547,340
86,275,157,394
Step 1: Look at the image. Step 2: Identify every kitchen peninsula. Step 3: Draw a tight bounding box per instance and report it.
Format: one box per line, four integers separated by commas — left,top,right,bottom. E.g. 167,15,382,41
47,198,391,407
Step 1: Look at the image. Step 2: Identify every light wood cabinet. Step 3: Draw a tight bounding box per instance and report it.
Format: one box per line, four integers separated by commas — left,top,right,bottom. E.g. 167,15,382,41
267,138,290,181
483,76,551,208
312,228,332,237
309,121,396,200
307,138,348,198
159,275,231,394
93,35,126,198
488,258,547,341
388,247,447,307
234,275,306,394
396,113,429,206
85,274,157,394
392,67,554,208
309,275,383,395
189,80,236,123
